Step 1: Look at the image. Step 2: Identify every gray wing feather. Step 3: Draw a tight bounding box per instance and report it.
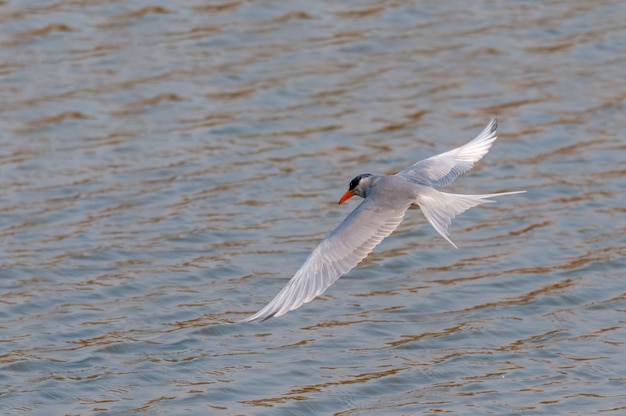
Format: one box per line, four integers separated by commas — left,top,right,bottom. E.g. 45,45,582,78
398,118,498,188
242,198,408,322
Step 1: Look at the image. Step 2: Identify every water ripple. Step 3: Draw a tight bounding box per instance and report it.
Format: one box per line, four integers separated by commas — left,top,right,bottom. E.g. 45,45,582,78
1,0,625,414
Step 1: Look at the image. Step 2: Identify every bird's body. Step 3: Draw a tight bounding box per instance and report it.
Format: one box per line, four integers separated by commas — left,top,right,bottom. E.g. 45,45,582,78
243,118,524,322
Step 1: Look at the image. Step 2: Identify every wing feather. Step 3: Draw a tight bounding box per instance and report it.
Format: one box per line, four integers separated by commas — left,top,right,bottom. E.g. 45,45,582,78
398,118,498,188
242,198,409,322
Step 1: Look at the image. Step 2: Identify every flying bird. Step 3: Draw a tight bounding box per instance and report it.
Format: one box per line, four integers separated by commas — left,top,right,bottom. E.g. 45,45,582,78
243,118,524,322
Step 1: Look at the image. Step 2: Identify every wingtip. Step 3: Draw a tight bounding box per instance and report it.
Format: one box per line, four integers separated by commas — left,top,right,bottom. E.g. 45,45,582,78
488,116,497,135
444,235,459,249
240,306,280,323
240,313,266,323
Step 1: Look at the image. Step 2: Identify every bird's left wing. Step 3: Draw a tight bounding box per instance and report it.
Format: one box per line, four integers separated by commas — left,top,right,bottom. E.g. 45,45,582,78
242,197,409,322
398,117,498,188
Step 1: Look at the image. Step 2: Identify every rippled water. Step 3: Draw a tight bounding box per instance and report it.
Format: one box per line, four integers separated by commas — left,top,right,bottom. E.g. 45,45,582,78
1,1,625,414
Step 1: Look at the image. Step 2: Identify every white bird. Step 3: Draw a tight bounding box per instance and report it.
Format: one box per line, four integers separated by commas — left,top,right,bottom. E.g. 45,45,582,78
243,118,524,322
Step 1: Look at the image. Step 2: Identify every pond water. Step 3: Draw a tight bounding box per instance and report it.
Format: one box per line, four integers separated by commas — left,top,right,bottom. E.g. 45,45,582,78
1,0,625,414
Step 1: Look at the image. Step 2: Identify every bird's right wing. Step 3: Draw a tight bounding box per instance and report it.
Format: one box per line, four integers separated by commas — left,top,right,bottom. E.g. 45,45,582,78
242,198,410,322
398,118,498,188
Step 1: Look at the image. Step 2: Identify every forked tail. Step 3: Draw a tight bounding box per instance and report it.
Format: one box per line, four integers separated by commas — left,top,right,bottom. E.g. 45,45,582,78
415,188,525,248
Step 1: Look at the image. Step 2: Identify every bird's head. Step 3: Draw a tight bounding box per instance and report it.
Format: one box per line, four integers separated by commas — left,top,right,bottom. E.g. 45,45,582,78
338,173,374,204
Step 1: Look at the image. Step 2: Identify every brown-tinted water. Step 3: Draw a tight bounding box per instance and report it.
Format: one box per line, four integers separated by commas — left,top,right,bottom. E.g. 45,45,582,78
1,1,625,414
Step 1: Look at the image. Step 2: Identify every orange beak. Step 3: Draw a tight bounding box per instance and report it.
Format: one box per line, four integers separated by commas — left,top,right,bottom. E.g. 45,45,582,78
338,189,355,204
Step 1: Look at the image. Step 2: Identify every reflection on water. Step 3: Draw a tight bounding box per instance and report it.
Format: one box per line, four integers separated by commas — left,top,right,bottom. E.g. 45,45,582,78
1,0,625,414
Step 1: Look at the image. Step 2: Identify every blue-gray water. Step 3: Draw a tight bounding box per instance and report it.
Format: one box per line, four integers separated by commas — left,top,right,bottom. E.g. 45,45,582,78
1,1,625,415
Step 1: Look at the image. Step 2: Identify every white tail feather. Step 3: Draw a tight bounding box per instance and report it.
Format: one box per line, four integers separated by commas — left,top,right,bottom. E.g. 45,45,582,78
416,188,525,248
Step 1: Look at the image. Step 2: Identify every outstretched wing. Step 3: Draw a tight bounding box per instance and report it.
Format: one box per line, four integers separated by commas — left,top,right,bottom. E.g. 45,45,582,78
398,118,498,188
242,197,410,322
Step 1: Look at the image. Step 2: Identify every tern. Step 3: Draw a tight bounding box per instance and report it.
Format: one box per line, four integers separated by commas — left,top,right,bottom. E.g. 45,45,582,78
243,118,524,322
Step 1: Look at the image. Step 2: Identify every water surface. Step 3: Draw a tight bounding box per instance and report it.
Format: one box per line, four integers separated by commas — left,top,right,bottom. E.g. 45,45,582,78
1,1,625,414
